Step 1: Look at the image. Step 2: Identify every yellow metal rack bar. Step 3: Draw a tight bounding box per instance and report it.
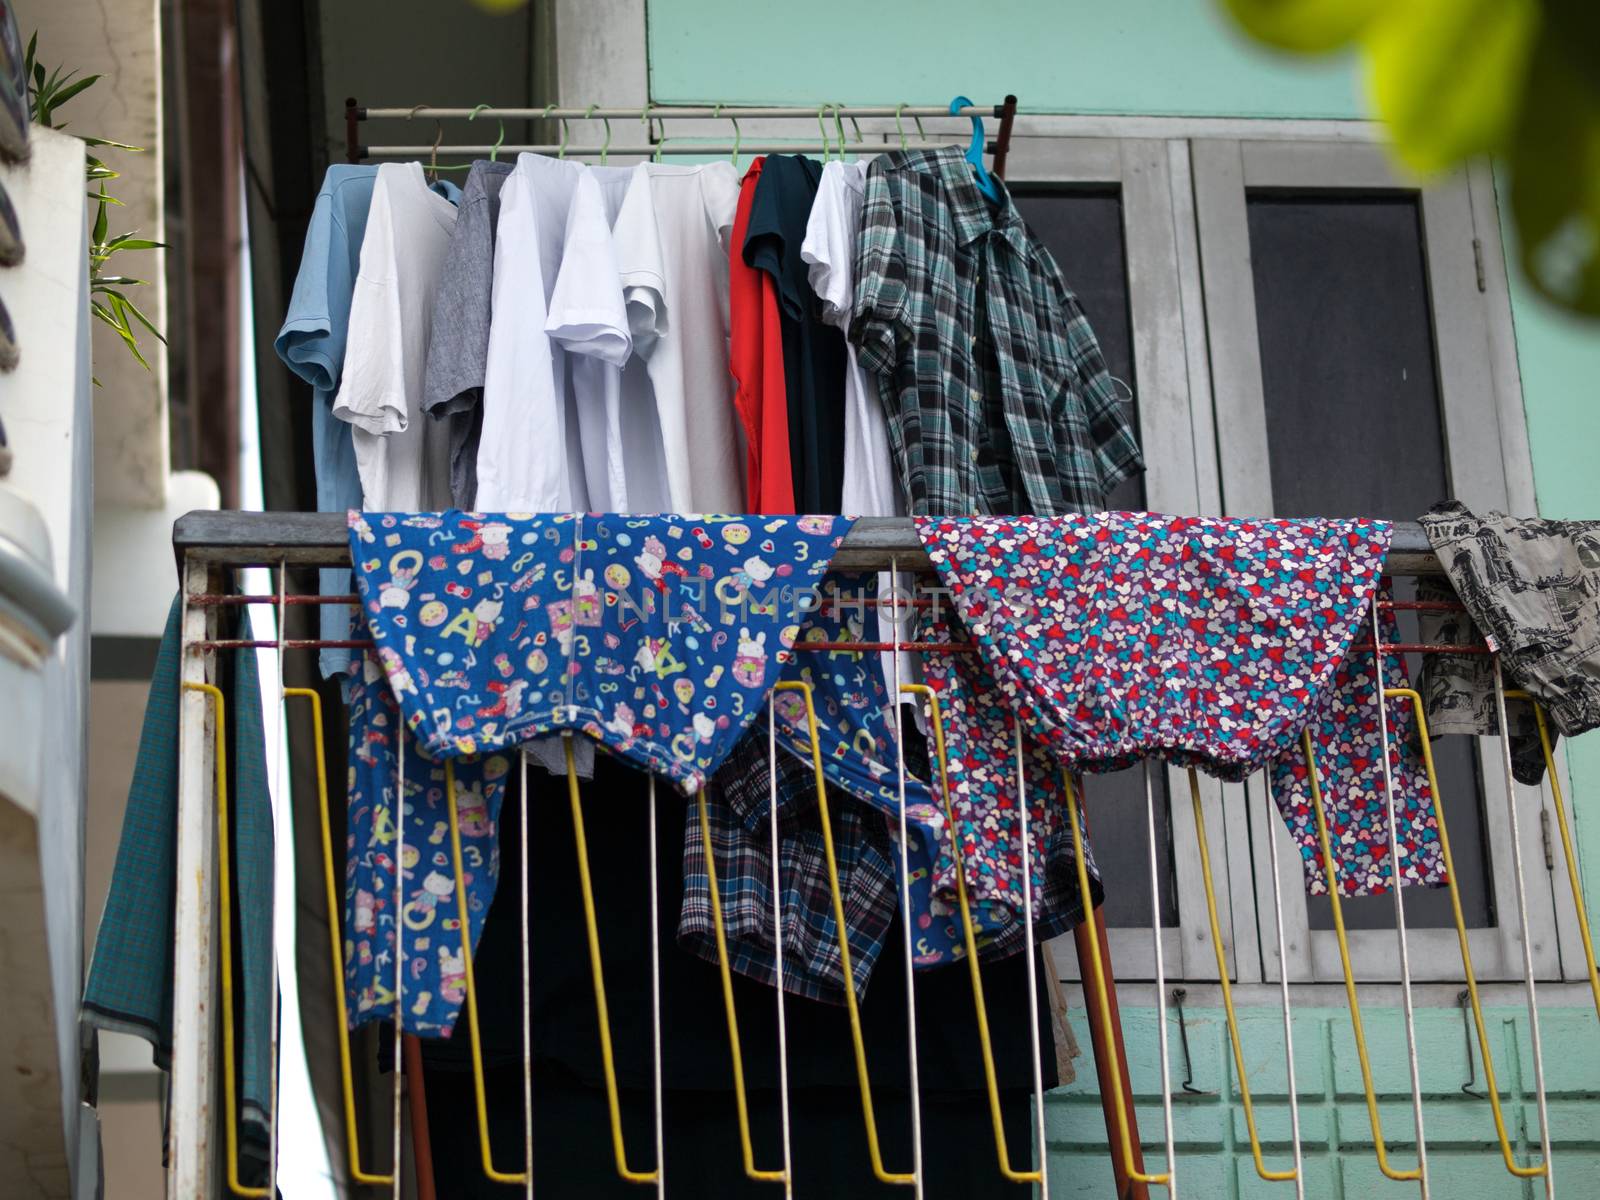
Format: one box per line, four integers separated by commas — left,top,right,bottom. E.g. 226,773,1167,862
283,687,396,1186
1382,688,1546,1179
1301,729,1424,1187
1188,766,1296,1184
444,757,533,1186
775,678,916,1185
560,735,660,1185
898,683,1042,1185
1515,694,1600,1025
182,681,271,1198
695,786,788,1185
1064,771,1171,1188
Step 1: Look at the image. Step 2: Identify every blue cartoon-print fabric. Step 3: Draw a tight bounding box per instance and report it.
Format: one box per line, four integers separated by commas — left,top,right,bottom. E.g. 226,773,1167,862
349,511,854,792
343,652,509,1037
768,575,970,968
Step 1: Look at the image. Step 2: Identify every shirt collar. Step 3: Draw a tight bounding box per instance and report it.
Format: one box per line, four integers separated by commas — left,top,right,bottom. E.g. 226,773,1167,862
928,146,1029,257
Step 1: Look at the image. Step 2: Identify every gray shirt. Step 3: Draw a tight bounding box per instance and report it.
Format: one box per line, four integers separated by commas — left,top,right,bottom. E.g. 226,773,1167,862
423,159,513,508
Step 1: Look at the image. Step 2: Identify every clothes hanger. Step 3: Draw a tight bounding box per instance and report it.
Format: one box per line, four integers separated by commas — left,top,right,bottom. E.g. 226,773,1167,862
467,103,506,163
949,94,1001,202
718,103,741,168
641,103,664,163
894,102,908,151
816,105,832,164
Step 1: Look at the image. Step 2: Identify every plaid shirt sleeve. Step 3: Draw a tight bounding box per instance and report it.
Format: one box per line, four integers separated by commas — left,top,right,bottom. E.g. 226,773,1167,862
849,160,907,378
1036,244,1144,501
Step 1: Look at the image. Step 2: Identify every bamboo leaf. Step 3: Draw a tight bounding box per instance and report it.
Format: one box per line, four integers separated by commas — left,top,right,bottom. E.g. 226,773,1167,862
117,293,167,344
99,294,152,369
91,192,107,244
93,276,148,287
80,136,141,152
48,74,100,109
103,236,163,251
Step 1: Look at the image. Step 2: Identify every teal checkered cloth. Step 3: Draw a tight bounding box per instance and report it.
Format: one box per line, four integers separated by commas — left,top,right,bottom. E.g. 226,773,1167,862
83,594,275,1178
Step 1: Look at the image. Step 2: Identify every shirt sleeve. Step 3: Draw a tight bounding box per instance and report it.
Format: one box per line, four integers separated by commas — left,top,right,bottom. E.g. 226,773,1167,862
1061,291,1144,496
800,171,851,330
849,162,907,378
611,167,668,360
743,159,804,321
331,185,410,436
546,171,631,367
423,189,494,418
274,186,343,393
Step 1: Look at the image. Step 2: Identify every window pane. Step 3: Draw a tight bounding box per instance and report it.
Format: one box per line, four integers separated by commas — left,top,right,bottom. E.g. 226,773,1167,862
1082,765,1180,928
1014,188,1145,511
1014,189,1175,927
1246,193,1493,930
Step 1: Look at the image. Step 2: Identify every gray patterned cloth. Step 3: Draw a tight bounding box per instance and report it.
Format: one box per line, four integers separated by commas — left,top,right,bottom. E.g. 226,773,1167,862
850,146,1143,516
1418,501,1600,783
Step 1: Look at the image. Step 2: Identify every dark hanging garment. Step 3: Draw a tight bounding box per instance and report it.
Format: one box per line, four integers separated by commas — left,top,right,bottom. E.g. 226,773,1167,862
417,751,1059,1196
745,154,849,513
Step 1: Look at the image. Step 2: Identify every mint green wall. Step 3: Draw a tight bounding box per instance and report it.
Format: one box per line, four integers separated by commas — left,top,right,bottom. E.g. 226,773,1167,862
647,0,1364,117
645,2,1600,1194
1054,1002,1586,1198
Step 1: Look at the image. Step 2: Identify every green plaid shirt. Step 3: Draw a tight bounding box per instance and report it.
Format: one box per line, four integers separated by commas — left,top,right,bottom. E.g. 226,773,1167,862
852,147,1143,516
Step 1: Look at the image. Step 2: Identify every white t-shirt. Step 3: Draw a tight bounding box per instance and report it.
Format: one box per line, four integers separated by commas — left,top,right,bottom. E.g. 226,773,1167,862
610,162,744,513
476,154,587,512
802,160,902,519
802,161,914,700
333,161,457,510
547,165,650,512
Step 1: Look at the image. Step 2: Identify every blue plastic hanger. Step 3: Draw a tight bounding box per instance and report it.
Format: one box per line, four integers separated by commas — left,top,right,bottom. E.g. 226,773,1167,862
950,94,1001,202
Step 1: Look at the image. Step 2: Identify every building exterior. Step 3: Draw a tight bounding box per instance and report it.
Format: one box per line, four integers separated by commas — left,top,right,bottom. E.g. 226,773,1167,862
18,0,1600,1196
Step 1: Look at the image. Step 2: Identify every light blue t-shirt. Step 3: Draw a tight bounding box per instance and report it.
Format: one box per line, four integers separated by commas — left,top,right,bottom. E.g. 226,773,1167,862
275,166,460,680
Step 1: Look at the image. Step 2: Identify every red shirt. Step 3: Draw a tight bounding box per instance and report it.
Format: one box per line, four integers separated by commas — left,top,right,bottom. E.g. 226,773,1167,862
728,157,794,513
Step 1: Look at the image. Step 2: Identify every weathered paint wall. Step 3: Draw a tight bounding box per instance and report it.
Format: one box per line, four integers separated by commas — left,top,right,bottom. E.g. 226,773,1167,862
1052,1000,1586,1197
645,1,1600,1194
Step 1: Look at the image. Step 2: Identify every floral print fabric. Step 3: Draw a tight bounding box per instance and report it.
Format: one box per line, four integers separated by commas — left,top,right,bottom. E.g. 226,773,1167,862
1266,597,1445,895
916,599,1100,961
916,513,1446,898
349,510,852,792
343,653,509,1036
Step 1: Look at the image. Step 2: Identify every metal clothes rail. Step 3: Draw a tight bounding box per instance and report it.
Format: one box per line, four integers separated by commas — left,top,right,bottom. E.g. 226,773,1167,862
171,511,1444,573
344,97,1021,168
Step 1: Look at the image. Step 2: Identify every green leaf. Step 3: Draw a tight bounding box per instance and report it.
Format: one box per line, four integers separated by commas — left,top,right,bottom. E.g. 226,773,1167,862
115,292,166,344
24,32,37,83
1365,0,1541,174
1219,0,1386,53
80,136,141,152
95,295,152,369
1510,28,1600,315
88,192,125,207
91,192,107,244
103,235,163,251
47,73,100,109
92,276,148,287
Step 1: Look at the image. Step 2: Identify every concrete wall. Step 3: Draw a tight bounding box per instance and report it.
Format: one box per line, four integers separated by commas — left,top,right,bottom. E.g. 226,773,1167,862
18,0,168,510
